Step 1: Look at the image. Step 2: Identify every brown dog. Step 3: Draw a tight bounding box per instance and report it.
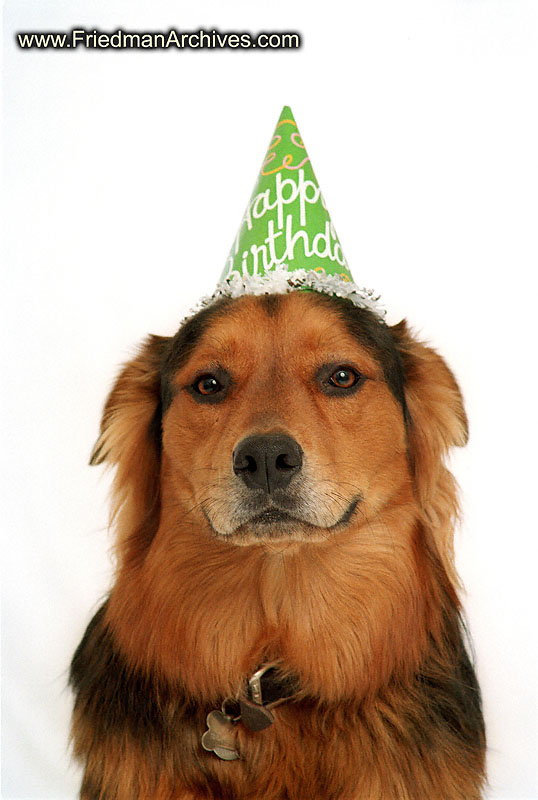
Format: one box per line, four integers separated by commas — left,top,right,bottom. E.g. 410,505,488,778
70,291,486,799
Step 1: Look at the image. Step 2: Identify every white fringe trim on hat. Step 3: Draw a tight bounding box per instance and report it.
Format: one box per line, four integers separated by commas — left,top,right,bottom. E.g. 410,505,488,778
192,263,385,319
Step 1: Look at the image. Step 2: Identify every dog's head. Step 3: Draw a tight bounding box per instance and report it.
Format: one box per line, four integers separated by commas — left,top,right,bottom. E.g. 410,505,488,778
92,291,467,569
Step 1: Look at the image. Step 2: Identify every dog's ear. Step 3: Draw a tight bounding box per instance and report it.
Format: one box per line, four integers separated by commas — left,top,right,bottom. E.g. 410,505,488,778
391,319,468,511
90,335,170,567
391,320,468,498
391,321,468,591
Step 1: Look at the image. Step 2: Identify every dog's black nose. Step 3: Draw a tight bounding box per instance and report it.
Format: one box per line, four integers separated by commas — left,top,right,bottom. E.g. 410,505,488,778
233,434,303,493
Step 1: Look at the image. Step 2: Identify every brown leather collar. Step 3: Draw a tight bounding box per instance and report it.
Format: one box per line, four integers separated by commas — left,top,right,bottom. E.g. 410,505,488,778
240,663,298,730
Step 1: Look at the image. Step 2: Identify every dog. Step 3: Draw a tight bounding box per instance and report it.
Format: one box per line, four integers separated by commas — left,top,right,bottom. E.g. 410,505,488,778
70,290,486,799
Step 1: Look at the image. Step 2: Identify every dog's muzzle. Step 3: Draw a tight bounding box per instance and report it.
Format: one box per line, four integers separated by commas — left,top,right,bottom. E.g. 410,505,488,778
202,433,358,539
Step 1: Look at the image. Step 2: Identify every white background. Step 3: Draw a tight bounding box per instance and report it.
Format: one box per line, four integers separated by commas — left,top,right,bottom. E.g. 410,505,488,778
2,0,537,798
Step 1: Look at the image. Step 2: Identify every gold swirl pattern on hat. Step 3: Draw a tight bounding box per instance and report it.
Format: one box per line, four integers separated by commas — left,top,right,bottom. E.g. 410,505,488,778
261,118,310,176
314,266,351,283
290,132,305,149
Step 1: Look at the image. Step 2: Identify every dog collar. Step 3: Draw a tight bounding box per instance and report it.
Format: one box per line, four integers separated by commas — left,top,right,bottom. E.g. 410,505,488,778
201,664,297,761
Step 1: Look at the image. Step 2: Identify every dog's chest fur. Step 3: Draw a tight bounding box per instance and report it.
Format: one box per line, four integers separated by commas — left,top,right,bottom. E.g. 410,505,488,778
105,512,422,704
72,535,483,800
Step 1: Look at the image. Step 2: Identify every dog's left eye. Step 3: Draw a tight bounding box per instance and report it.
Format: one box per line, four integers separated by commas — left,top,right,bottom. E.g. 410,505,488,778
193,375,223,395
329,368,360,389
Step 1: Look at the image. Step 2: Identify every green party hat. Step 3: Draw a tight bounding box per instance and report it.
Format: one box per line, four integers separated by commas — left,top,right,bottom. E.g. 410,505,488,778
206,107,382,315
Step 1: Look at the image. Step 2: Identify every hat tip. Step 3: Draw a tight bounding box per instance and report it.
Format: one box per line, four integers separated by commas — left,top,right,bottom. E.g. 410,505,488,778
279,105,295,122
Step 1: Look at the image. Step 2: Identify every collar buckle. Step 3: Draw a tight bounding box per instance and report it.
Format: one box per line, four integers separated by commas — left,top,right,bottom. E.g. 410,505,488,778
247,663,277,706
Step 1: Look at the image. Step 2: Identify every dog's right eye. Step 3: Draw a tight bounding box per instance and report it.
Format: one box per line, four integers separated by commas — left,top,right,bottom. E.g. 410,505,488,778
193,375,223,396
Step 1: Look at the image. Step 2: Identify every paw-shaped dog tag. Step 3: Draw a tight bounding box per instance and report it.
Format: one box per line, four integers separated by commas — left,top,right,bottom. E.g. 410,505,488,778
201,710,239,761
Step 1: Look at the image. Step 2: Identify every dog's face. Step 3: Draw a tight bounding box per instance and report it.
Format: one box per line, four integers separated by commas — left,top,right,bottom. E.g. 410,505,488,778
94,289,467,571
160,292,411,545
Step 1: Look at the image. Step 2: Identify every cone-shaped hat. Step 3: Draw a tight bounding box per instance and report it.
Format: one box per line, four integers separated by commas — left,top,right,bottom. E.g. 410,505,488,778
206,107,381,314
220,105,352,283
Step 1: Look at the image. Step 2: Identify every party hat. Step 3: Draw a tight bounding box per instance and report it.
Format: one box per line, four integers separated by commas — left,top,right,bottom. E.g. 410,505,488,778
205,107,382,315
